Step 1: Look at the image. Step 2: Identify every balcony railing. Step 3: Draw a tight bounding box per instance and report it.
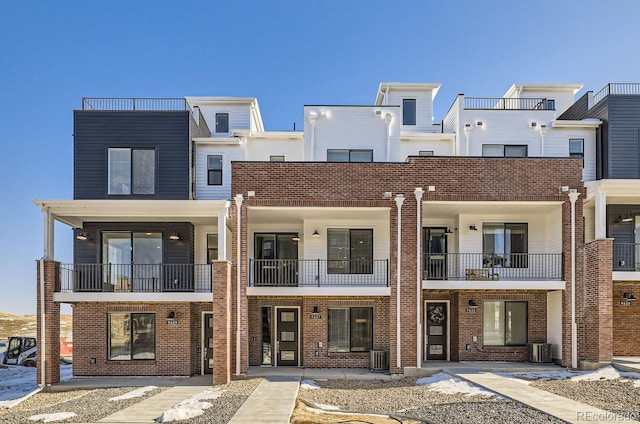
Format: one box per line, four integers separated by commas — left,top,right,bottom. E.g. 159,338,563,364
82,97,188,111
248,259,389,287
613,243,640,271
59,264,212,293
423,253,564,281
464,97,555,110
593,83,640,106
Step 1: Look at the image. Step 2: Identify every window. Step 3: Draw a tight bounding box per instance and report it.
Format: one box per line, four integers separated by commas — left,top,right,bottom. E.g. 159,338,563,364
328,307,373,352
419,150,434,156
270,155,285,162
483,301,528,346
483,223,528,268
403,99,416,125
215,113,229,133
207,155,223,185
327,149,373,162
102,231,162,290
207,234,218,263
569,138,584,166
482,144,528,158
108,148,155,195
327,229,373,274
546,99,556,110
108,312,156,360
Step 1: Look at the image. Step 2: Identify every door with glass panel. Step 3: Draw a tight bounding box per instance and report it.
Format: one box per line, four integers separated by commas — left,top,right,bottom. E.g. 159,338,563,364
203,313,213,374
424,228,447,280
425,302,447,360
636,217,640,271
276,308,298,366
102,232,162,292
254,233,298,286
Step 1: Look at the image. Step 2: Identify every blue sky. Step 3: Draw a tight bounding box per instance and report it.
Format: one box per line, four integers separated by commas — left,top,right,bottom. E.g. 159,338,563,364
1,0,639,315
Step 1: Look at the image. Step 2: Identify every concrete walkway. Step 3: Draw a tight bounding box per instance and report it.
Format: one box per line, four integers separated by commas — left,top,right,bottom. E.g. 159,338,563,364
98,375,211,423
228,376,300,424
448,368,640,424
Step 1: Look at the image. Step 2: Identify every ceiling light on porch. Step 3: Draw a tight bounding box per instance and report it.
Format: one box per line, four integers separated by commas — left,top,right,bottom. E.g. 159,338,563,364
312,230,320,238
445,227,456,234
169,232,180,241
292,235,301,242
621,214,633,222
623,292,638,301
75,230,88,241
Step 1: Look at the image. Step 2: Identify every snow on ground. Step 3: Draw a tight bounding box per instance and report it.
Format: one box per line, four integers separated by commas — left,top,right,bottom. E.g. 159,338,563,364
28,412,76,422
417,372,501,398
0,363,73,404
499,366,640,384
155,388,225,422
108,386,157,401
300,380,320,390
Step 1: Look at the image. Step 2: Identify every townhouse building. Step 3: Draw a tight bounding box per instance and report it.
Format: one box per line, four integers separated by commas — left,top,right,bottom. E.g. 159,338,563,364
34,81,630,386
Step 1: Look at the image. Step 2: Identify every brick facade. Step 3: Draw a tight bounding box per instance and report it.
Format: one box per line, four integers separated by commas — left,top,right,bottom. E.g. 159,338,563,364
212,261,232,384
36,260,61,385
612,282,640,356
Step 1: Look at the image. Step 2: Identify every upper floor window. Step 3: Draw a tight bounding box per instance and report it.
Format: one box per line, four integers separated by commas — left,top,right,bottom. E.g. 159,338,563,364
327,228,373,274
215,113,229,133
483,223,528,268
403,99,416,125
207,155,223,185
419,151,434,156
207,234,218,263
108,148,155,195
546,99,556,110
482,144,528,158
569,138,584,166
270,155,285,162
327,149,373,162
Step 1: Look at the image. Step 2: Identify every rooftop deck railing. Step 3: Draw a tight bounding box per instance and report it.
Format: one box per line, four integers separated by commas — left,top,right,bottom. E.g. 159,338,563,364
593,83,640,106
82,97,188,111
59,263,212,293
463,97,555,110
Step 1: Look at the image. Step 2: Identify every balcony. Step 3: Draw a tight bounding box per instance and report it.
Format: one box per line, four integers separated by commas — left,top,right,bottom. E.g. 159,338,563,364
593,83,640,106
423,253,564,281
58,264,212,293
248,259,389,287
463,97,555,110
613,243,640,271
81,97,188,111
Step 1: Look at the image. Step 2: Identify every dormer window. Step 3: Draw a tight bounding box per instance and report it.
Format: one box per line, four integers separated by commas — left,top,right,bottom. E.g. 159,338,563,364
215,113,229,133
403,99,416,125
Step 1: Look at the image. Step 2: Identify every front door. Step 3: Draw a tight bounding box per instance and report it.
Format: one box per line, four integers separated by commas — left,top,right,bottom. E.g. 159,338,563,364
203,313,213,374
276,308,299,366
425,302,448,360
424,228,447,280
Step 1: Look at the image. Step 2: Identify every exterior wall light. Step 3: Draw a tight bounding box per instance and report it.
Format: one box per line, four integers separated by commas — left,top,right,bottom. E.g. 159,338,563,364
169,232,180,240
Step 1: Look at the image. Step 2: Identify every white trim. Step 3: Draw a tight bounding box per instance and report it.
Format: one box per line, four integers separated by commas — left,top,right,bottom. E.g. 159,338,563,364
425,300,450,362
551,119,601,128
233,130,302,140
193,137,242,145
54,293,215,303
274,306,301,367
422,280,566,290
503,83,583,98
400,133,456,142
201,311,213,376
247,287,391,296
613,271,640,281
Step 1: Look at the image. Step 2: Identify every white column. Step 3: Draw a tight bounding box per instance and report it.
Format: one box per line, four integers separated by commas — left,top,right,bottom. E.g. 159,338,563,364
234,194,243,375
42,208,54,260
595,190,607,239
394,194,404,369
217,210,227,261
414,188,424,368
385,113,393,162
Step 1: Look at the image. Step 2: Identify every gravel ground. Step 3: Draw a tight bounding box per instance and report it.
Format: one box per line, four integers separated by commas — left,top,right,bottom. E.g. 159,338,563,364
531,379,640,419
298,378,565,424
0,386,166,424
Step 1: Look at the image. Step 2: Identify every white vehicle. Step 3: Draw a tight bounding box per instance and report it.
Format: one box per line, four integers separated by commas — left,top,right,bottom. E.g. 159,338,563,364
2,337,37,366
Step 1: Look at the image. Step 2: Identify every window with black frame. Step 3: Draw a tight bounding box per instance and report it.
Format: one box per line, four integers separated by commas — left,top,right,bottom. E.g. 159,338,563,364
327,229,373,274
108,312,156,360
483,301,528,346
482,223,528,268
207,155,223,185
327,307,373,352
108,148,156,195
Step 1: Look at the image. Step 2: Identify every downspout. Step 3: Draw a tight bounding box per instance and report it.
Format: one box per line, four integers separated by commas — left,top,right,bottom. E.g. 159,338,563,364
463,125,472,156
385,113,393,162
234,194,244,375
308,112,318,161
394,194,404,369
537,125,547,156
414,188,424,368
568,189,580,369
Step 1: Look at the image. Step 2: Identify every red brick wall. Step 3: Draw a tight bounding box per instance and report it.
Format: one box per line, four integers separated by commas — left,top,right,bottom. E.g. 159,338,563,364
212,261,232,384
36,260,61,385
612,282,640,356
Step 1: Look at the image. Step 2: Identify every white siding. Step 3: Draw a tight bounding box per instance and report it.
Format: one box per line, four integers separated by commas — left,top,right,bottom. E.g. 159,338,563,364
543,128,596,181
398,138,454,159
508,87,576,116
385,90,437,133
194,225,217,264
197,105,251,135
195,144,245,199
547,290,563,360
246,138,303,161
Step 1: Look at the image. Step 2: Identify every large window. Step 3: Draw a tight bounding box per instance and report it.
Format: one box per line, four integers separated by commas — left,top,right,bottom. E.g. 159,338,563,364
108,312,156,360
327,229,373,274
207,234,218,263
569,138,584,166
102,231,162,291
403,99,416,125
482,144,528,158
207,155,223,185
215,113,229,133
108,148,155,195
327,149,373,162
483,301,528,346
328,307,373,352
482,223,528,268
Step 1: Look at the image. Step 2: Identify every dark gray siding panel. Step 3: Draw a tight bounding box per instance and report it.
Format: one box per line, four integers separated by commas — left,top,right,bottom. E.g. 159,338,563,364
74,111,190,199
73,222,194,264
558,93,590,120
608,205,638,269
607,96,640,179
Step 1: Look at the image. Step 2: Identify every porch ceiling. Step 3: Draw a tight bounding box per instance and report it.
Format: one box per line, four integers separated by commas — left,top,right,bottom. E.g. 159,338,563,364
247,206,390,225
422,201,562,218
33,199,229,228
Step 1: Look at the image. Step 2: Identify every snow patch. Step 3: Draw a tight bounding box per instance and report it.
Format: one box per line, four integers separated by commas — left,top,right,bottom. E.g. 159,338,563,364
155,389,224,422
28,412,76,422
109,386,157,401
501,366,640,385
0,363,72,404
498,370,577,381
417,372,500,398
300,379,320,389
315,403,340,410
571,366,621,381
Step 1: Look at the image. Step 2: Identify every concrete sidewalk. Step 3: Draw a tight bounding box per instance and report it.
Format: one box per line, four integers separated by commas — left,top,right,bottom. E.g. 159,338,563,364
228,376,300,424
449,368,640,424
98,375,211,423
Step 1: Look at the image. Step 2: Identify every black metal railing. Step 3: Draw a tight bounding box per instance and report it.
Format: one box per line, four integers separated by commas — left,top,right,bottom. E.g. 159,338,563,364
593,83,640,106
82,97,188,111
248,259,389,287
59,264,212,293
464,97,555,110
423,253,563,281
613,243,640,271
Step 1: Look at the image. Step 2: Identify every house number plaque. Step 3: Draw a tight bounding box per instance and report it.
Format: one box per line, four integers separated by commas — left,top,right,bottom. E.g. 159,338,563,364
619,301,632,307
310,314,321,319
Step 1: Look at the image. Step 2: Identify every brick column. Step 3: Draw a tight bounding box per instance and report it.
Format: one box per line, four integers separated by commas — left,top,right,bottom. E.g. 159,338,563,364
580,239,613,366
212,260,232,385
36,260,60,385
